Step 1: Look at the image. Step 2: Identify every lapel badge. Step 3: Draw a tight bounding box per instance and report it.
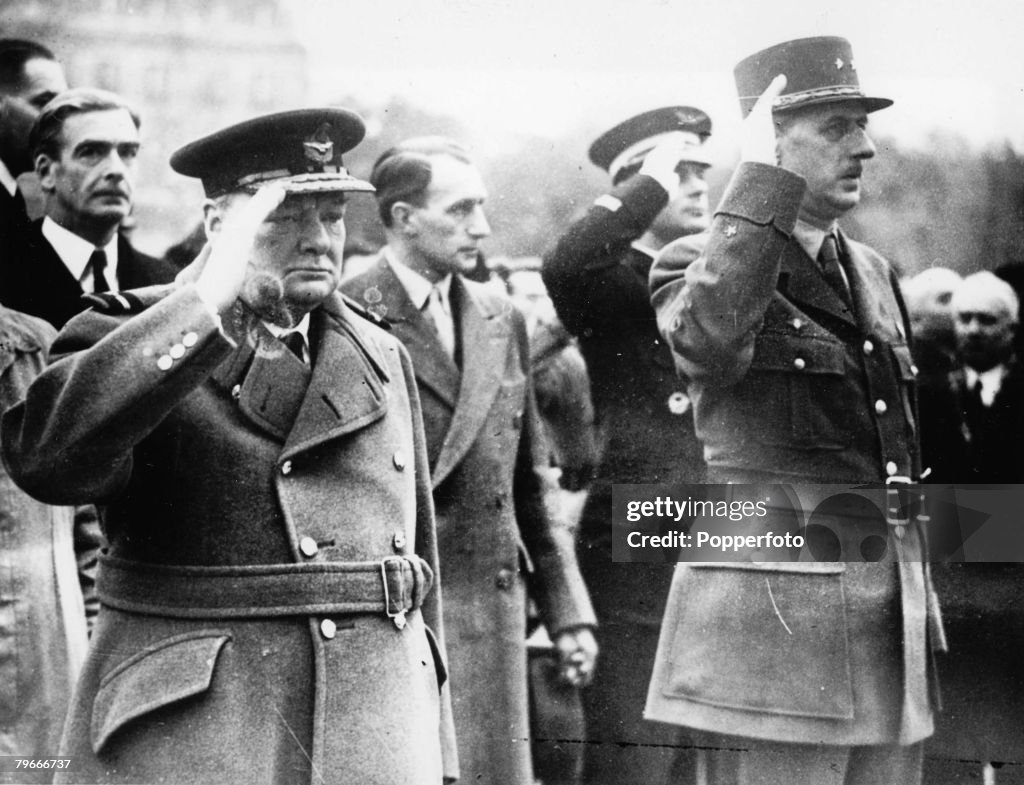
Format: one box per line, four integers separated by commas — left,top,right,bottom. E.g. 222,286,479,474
724,224,738,238
363,286,383,304
303,123,334,168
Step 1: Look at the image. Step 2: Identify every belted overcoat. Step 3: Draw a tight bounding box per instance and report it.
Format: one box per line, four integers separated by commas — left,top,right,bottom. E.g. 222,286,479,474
2,284,454,785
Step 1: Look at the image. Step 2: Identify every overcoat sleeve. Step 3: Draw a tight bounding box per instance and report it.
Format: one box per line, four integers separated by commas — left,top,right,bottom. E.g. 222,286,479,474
510,308,597,634
649,162,806,387
1,285,233,504
542,174,668,336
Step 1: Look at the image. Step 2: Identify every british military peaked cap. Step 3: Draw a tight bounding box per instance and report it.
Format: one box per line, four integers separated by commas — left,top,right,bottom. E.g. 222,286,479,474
735,36,892,117
171,108,375,197
589,106,712,184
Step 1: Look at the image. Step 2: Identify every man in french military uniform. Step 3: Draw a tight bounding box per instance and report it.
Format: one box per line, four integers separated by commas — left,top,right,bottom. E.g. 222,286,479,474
542,107,712,784
2,109,454,785
646,38,944,785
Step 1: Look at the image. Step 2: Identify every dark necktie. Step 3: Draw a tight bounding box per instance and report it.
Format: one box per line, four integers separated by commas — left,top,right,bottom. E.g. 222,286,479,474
283,331,307,365
89,249,111,293
817,233,852,309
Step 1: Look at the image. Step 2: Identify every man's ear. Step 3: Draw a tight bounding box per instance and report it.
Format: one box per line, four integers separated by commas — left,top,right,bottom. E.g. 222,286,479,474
390,201,416,234
35,153,57,192
202,198,222,238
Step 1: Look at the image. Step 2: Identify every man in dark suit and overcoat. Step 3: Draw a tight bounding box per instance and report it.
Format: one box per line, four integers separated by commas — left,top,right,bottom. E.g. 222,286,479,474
917,271,1024,784
343,136,597,785
541,106,713,785
3,87,175,328
646,37,944,785
3,108,455,784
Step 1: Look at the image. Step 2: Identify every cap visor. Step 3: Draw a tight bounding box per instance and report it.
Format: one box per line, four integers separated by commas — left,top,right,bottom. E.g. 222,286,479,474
240,173,376,195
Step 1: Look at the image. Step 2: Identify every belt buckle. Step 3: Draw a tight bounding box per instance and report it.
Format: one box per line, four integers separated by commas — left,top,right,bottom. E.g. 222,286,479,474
380,557,407,630
884,475,916,539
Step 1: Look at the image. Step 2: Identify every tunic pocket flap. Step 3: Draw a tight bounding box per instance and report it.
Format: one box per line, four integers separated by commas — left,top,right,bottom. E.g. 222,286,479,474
750,334,846,375
662,565,854,719
92,631,231,754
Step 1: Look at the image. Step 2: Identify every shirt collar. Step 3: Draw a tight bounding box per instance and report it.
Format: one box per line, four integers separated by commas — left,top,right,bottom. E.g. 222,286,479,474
42,216,120,285
384,247,453,310
629,240,659,260
0,158,16,197
965,363,1007,407
792,218,838,260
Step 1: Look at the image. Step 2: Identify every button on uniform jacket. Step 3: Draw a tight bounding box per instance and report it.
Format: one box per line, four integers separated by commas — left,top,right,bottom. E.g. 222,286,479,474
344,259,596,785
1,284,454,785
646,161,944,746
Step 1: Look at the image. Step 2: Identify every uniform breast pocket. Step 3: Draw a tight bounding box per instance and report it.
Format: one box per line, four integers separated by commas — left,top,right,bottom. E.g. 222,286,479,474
746,334,856,450
662,562,854,720
91,630,232,754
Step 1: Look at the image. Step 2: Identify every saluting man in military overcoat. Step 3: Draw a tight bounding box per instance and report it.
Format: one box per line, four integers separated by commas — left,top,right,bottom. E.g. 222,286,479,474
2,109,455,785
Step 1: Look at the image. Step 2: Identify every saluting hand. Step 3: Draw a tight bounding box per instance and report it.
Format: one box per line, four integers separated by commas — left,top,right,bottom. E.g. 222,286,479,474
639,131,694,199
740,74,787,165
191,184,288,313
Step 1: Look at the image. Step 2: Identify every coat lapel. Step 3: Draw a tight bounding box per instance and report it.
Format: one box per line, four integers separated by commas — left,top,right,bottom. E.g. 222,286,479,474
350,257,461,409
208,297,390,456
778,239,858,329
280,298,389,460
837,230,907,342
210,321,312,441
429,277,510,488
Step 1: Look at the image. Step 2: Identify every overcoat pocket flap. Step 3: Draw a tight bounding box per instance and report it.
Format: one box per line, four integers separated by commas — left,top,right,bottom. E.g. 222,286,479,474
92,631,231,754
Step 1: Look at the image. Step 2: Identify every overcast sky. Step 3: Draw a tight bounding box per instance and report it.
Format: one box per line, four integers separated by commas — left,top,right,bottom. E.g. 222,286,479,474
286,0,1023,160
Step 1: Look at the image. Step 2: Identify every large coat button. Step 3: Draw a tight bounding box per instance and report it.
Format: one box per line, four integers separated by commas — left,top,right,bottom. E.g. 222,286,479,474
299,536,319,558
320,618,337,639
393,452,406,471
495,568,516,591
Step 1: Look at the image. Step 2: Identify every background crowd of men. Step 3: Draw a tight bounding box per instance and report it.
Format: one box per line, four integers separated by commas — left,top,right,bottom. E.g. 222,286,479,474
0,31,1022,785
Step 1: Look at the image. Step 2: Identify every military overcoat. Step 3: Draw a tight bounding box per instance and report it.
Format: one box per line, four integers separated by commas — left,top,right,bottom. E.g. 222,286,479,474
2,284,453,785
646,162,944,746
344,259,595,785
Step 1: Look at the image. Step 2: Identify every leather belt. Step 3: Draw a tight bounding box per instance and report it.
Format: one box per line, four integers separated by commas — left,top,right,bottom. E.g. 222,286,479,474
98,555,422,626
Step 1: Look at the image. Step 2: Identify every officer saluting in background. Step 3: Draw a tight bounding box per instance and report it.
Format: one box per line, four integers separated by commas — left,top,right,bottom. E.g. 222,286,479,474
3,109,455,785
542,108,712,785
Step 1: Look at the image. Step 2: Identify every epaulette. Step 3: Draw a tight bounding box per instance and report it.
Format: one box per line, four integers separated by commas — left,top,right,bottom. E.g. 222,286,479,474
83,284,175,315
341,292,392,330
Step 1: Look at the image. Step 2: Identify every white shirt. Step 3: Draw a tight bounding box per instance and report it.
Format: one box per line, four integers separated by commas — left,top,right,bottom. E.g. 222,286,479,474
385,250,455,357
265,313,312,364
42,216,120,293
965,364,1007,407
0,158,17,197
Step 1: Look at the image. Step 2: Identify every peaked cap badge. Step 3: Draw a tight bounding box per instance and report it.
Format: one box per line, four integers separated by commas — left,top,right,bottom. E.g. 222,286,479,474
303,123,334,167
